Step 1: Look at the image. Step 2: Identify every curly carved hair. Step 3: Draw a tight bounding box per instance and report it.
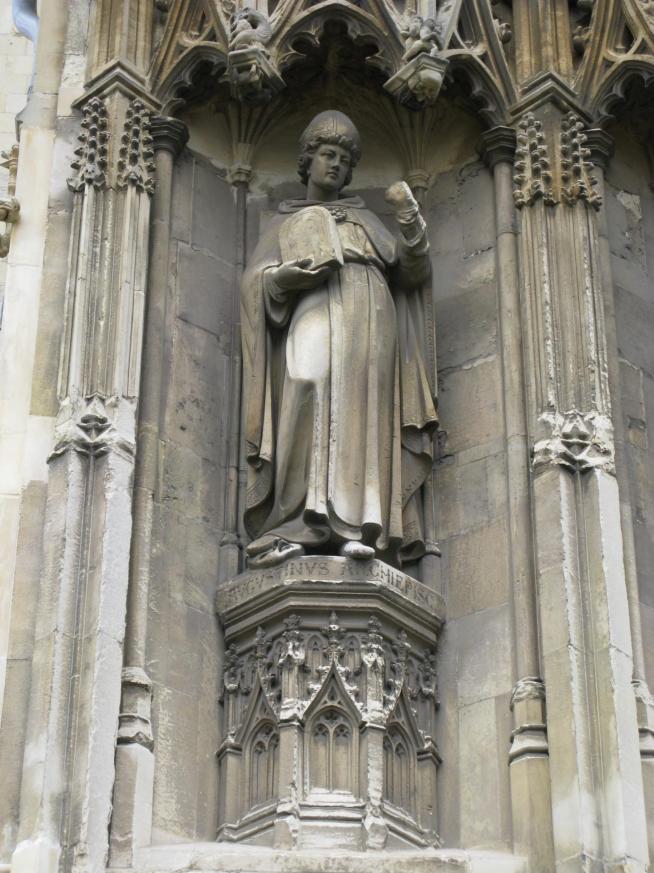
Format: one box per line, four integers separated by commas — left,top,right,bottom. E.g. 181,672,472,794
297,133,362,187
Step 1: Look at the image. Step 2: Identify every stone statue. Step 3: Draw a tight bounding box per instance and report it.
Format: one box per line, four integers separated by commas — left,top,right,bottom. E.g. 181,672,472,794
241,111,437,569
400,15,441,62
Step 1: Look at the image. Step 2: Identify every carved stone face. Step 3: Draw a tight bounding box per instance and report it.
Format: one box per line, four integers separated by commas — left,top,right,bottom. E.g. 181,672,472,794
308,143,352,194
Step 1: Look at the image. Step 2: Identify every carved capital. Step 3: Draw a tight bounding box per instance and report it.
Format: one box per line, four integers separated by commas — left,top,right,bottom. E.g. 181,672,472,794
51,395,136,461
150,116,189,157
478,126,517,169
533,410,615,475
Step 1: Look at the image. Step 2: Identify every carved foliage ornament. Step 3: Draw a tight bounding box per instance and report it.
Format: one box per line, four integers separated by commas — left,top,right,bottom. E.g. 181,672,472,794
513,111,602,211
69,97,156,195
68,97,109,192
532,410,614,474
117,100,156,194
221,612,439,740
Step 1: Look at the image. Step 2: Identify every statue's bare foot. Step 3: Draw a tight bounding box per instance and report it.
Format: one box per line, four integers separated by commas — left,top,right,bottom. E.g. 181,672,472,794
340,541,375,560
247,537,304,568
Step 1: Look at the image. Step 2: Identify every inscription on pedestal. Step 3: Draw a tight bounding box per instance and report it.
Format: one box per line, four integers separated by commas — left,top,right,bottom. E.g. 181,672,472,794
217,556,444,618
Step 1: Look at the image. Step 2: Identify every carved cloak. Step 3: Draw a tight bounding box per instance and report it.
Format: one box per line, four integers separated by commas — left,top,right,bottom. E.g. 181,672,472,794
240,195,437,562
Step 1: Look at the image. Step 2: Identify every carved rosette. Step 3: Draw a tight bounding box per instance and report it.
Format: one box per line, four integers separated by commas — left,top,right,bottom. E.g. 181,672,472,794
216,557,444,850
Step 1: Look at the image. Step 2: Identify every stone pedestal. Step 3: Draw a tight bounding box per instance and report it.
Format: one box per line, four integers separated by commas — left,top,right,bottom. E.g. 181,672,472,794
215,557,445,852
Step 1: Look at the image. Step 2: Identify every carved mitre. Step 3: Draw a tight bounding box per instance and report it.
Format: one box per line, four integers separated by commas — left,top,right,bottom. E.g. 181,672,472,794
299,110,362,165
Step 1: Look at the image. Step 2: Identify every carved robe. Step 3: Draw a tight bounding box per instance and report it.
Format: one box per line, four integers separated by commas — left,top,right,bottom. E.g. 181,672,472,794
241,196,437,562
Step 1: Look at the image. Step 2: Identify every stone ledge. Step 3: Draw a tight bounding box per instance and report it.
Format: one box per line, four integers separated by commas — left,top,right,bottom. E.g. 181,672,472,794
130,843,527,873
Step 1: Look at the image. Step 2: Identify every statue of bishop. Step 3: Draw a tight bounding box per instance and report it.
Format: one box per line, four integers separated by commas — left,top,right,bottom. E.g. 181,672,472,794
240,110,438,568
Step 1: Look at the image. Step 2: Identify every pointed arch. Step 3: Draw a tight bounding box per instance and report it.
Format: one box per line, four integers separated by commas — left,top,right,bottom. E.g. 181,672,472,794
303,664,362,799
589,57,654,125
272,1,404,75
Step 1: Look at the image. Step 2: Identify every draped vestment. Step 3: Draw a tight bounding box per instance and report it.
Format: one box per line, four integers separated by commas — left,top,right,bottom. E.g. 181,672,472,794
240,196,437,563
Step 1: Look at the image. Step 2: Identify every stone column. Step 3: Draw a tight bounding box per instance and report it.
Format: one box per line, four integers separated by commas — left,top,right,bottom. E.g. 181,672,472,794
108,116,188,868
587,128,654,856
479,127,554,873
11,84,158,873
512,101,649,873
219,159,251,583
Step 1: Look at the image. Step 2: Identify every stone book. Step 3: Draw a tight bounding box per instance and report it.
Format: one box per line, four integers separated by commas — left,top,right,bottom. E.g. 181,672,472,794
279,204,344,270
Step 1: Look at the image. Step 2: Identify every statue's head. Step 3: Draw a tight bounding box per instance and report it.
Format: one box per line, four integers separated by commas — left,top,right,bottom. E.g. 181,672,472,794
298,111,362,191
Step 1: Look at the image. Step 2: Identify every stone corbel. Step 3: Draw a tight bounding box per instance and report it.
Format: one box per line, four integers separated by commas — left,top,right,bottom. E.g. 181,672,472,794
227,46,284,102
532,410,615,474
50,394,137,460
384,53,449,108
0,145,20,258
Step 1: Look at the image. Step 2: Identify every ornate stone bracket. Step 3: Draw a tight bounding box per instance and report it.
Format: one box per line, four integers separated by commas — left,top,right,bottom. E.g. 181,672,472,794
227,9,282,103
227,46,284,102
50,394,136,460
384,53,449,107
0,144,20,258
216,557,444,851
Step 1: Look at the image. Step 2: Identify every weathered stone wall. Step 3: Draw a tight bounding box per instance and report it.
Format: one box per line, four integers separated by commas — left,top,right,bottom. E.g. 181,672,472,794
0,1,84,857
148,148,235,843
606,125,654,691
428,160,512,851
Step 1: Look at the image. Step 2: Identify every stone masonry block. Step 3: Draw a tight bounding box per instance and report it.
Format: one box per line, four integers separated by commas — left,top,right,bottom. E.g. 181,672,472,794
435,284,498,373
454,605,512,707
170,151,194,245
191,159,235,261
176,244,235,345
458,698,505,850
165,319,229,463
446,518,510,619
615,285,654,375
438,359,503,456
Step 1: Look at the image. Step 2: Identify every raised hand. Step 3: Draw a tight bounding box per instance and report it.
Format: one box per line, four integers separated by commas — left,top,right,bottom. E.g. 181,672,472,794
384,180,419,217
